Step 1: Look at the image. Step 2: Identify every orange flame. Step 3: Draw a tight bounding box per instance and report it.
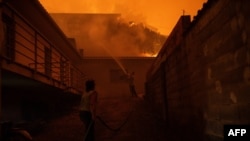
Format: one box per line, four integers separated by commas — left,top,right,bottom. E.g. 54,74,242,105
140,53,157,57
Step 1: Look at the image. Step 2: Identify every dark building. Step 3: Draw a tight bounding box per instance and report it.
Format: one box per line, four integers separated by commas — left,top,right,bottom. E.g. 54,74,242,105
0,0,84,121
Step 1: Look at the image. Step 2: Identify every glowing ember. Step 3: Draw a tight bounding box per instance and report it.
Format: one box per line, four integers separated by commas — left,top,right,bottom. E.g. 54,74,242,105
140,53,157,57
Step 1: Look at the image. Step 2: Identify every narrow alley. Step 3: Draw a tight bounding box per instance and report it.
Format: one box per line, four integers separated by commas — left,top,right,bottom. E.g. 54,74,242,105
1,1,250,141
32,94,171,141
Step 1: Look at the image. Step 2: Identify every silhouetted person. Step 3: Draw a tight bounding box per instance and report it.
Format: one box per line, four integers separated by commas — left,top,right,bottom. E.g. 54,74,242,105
127,71,137,97
79,79,98,141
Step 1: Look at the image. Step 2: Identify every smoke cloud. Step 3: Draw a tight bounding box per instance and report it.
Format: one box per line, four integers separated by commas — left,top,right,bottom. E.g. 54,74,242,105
39,0,207,35
41,0,207,57
85,16,165,56
50,13,166,57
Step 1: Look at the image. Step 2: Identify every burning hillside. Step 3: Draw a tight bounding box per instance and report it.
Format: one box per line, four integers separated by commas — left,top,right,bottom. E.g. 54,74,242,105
50,13,167,57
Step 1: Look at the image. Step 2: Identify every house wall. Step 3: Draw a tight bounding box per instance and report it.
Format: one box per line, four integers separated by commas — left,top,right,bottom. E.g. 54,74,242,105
80,57,154,98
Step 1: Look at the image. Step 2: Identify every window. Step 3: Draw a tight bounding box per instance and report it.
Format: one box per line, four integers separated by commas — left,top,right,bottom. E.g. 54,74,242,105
110,69,128,83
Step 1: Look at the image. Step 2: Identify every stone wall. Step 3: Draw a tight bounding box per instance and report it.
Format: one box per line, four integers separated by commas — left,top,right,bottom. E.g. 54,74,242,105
146,0,250,140
191,0,250,140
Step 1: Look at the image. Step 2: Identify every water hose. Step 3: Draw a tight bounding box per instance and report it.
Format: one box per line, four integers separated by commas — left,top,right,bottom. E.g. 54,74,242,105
83,97,135,140
83,110,132,141
96,110,132,132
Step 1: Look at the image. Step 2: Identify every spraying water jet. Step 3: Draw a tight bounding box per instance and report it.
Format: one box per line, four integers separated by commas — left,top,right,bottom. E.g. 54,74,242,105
100,45,128,75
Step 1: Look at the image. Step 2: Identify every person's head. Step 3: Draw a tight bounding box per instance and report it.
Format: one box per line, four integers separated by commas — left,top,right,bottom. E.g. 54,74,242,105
85,79,95,92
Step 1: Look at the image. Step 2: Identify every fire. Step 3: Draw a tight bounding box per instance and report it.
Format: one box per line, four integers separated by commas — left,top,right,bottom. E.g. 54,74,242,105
140,53,157,57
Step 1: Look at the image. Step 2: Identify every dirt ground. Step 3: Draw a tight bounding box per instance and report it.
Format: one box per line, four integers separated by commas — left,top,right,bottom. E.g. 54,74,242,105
32,107,84,141
32,95,169,141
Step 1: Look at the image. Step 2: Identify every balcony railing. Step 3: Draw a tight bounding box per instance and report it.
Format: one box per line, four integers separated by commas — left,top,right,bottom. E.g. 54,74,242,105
1,4,85,94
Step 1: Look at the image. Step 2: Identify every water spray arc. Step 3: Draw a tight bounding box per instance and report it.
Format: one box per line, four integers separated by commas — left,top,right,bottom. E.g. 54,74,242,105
100,45,128,75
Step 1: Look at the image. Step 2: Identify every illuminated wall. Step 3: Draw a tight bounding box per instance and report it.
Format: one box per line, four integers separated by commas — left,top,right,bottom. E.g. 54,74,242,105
79,57,154,98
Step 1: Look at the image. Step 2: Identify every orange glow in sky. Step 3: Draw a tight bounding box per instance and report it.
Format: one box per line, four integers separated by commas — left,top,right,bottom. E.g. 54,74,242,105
39,0,207,36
